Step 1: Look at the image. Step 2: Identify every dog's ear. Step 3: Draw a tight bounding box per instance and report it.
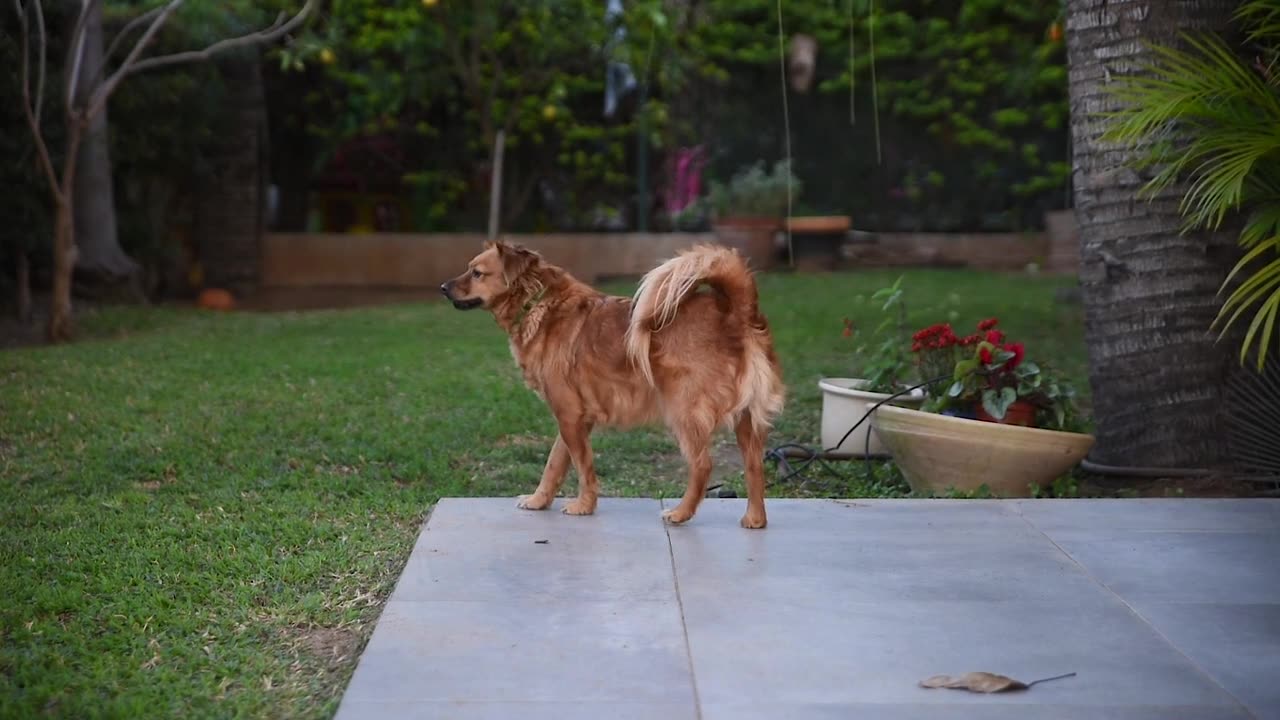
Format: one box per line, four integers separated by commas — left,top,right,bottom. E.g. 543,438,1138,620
495,242,538,283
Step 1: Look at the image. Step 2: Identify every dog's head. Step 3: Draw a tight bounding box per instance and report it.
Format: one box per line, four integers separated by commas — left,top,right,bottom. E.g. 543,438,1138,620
440,241,540,310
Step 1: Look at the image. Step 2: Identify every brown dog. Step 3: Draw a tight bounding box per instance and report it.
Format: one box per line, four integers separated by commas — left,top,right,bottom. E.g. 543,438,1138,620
441,241,785,528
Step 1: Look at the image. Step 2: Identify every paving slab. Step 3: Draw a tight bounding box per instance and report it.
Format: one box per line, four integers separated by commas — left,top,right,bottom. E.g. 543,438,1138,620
335,497,1280,720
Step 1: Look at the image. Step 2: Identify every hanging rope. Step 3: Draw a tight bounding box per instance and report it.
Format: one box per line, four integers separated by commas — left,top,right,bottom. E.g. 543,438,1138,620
869,0,881,164
776,0,794,266
848,0,856,125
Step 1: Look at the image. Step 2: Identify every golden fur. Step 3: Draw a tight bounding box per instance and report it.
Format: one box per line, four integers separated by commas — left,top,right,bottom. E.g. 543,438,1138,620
441,241,785,528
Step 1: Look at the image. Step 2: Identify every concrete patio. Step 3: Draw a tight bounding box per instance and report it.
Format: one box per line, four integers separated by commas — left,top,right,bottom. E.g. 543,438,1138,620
334,498,1280,720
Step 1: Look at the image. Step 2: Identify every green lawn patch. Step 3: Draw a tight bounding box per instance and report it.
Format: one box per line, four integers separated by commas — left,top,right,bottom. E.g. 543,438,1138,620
0,269,1083,718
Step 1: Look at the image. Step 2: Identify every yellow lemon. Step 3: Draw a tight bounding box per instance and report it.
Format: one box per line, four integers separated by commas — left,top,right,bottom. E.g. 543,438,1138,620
422,0,438,7
542,105,557,121
319,48,335,65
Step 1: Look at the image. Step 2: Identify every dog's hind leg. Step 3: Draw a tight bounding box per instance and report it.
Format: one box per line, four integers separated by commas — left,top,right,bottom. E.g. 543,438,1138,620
734,412,768,529
517,434,570,511
559,419,599,516
661,422,713,525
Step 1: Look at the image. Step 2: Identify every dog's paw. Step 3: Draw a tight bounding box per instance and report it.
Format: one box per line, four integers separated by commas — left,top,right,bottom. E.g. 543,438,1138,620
516,494,553,511
662,507,694,525
739,512,767,530
561,499,596,516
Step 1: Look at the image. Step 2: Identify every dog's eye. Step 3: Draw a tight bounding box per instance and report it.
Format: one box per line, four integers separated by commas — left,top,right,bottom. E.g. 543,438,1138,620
471,269,484,279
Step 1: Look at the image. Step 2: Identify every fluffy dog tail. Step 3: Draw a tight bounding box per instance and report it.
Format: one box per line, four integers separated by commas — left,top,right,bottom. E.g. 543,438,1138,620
626,244,785,433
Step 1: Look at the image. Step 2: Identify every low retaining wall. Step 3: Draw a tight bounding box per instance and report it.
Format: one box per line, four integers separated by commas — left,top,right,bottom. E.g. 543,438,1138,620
843,231,1052,272
261,227,1075,290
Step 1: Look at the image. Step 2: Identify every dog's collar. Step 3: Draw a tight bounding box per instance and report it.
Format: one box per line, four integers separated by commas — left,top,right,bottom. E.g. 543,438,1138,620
513,286,548,328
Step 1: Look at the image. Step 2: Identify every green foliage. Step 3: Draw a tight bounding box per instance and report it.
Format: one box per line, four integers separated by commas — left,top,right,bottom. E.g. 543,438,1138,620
846,276,919,394
683,0,1068,229
1029,473,1081,499
706,159,799,218
275,0,675,230
1103,0,1280,370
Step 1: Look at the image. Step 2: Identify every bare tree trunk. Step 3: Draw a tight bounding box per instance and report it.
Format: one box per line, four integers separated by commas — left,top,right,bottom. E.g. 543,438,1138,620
71,0,139,281
49,195,77,343
48,125,82,343
16,248,32,324
1066,0,1242,469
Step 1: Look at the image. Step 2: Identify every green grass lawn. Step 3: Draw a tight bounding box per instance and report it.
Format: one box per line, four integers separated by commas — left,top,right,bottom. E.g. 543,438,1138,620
0,269,1084,718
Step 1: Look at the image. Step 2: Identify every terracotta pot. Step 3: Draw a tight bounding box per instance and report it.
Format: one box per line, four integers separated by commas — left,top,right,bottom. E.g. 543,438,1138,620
870,404,1094,497
974,399,1037,427
713,217,780,270
785,215,851,233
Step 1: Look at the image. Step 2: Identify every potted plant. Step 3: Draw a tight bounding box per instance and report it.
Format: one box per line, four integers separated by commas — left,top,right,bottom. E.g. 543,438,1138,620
870,317,1094,496
707,160,799,271
819,277,925,457
914,318,1080,429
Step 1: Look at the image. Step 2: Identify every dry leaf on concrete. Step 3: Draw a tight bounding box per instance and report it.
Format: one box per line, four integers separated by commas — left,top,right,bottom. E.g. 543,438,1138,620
919,671,1076,693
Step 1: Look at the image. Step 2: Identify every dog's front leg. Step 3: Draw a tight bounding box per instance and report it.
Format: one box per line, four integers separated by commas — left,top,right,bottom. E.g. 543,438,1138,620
517,435,569,511
558,418,598,516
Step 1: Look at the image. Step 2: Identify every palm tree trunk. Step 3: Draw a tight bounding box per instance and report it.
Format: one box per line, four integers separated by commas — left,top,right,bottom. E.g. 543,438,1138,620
1066,0,1243,469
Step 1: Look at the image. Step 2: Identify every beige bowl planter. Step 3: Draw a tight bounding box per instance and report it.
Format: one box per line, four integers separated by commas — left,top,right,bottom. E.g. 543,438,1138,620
870,404,1095,497
819,378,925,457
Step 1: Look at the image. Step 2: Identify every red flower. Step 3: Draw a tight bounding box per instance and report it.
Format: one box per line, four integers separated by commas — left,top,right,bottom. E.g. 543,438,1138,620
978,317,1000,331
842,318,853,338
985,329,1005,344
960,333,981,346
1003,342,1025,370
978,346,994,364
911,341,923,352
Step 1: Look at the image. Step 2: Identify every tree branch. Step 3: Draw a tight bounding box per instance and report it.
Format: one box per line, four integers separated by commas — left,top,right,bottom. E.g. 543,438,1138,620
98,3,165,77
31,0,46,125
83,0,184,121
64,0,96,111
126,0,314,76
87,0,314,123
13,0,61,198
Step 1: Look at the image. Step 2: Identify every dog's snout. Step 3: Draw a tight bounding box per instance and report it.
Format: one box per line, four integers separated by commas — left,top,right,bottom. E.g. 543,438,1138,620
439,282,450,296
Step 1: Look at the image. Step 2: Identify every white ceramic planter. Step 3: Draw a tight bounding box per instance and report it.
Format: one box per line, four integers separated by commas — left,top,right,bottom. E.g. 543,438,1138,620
871,404,1095,497
819,378,925,457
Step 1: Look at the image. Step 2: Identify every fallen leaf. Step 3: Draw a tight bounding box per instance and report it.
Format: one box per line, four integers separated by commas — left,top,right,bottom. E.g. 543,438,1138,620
919,671,1076,693
533,539,549,545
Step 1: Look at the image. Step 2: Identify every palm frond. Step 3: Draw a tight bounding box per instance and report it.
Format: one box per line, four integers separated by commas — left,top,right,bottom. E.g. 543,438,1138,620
1104,20,1280,370
1216,248,1280,369
1242,284,1280,368
1235,0,1280,48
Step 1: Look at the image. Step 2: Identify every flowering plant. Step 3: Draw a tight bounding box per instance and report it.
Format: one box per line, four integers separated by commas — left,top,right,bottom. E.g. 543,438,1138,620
911,317,1079,430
